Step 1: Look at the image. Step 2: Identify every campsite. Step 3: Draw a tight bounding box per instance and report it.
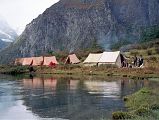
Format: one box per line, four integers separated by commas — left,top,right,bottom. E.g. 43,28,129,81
1,0,159,119
1,50,157,79
1,49,159,119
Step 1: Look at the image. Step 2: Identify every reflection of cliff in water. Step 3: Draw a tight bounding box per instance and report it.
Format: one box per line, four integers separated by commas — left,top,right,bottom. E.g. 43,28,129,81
22,77,149,120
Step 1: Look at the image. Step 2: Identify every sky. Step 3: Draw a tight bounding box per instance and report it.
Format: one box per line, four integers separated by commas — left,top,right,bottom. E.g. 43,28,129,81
0,0,59,34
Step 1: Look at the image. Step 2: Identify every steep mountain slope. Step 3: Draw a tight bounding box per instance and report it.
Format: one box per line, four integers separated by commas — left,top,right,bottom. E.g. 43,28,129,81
0,0,159,64
0,39,9,50
0,17,18,50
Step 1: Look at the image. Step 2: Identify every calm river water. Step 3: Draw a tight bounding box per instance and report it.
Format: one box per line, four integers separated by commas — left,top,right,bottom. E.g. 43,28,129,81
0,74,155,120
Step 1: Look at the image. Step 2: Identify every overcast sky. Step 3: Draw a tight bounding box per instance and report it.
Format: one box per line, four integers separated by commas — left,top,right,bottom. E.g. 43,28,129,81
0,0,59,34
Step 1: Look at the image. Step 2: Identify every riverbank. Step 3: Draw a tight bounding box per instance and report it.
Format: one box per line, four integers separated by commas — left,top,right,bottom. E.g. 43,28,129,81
112,87,159,120
0,65,159,79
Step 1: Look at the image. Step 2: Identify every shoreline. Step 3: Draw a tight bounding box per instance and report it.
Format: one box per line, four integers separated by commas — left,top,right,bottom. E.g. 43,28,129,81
0,65,159,79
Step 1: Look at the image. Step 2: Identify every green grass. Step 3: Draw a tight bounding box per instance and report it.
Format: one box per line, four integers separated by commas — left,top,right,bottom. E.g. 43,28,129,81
112,87,159,119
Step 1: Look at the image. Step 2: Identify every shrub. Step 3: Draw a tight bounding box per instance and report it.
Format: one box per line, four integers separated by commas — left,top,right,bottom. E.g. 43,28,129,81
147,50,153,56
130,51,139,56
123,96,129,102
134,107,151,116
98,64,118,69
155,48,159,54
148,56,157,62
140,25,159,42
112,111,133,119
140,88,151,94
150,104,159,110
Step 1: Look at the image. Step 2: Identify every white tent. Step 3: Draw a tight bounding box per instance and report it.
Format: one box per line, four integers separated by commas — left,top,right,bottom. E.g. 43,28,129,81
83,53,102,66
98,51,122,67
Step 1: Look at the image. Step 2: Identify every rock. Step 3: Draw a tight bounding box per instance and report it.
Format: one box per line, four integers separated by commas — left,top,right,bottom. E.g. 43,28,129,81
0,0,159,64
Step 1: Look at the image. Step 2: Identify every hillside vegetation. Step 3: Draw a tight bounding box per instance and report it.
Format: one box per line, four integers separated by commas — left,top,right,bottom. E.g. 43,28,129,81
124,39,159,68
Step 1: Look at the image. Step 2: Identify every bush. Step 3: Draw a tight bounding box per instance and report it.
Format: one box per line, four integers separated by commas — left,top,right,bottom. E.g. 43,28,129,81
155,48,159,54
134,107,151,116
111,39,131,50
112,111,133,119
140,88,151,94
147,50,153,56
140,25,159,42
150,104,159,110
148,56,158,62
0,65,29,75
123,96,129,102
98,64,118,69
130,51,139,56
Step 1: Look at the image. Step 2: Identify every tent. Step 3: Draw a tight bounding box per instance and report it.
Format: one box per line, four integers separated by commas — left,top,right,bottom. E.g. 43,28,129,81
98,51,122,67
43,56,58,66
15,58,24,65
83,53,102,66
22,58,33,66
65,54,80,64
32,57,44,66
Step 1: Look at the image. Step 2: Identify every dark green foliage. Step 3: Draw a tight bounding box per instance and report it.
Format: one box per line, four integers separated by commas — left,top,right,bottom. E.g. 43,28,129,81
134,107,151,116
111,39,131,50
148,56,158,62
48,51,68,62
155,48,159,54
141,25,159,43
150,104,159,110
0,65,29,75
123,96,128,102
112,111,133,119
147,50,153,56
130,51,139,56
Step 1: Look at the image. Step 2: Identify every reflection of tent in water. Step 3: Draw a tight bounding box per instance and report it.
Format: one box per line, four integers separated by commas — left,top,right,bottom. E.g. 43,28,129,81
23,78,57,89
23,78,43,88
44,78,57,89
69,80,79,90
83,53,102,66
65,54,80,64
43,56,58,66
84,81,121,98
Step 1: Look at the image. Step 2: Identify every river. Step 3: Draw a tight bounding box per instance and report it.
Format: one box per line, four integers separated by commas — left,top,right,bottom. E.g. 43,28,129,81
0,74,153,120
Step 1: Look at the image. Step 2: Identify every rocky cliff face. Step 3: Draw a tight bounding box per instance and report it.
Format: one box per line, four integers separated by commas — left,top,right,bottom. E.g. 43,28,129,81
0,0,159,63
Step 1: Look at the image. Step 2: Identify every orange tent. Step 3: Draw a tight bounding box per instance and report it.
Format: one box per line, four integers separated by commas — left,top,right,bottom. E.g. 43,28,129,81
22,57,33,66
15,58,24,65
43,56,58,66
32,57,44,66
65,54,80,64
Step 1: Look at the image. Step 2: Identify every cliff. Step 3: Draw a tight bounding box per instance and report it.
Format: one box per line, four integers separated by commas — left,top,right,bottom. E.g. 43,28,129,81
0,0,159,64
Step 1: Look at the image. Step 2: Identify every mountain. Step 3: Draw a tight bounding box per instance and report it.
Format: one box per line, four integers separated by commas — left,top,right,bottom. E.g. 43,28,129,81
0,0,159,64
0,40,9,50
0,17,18,50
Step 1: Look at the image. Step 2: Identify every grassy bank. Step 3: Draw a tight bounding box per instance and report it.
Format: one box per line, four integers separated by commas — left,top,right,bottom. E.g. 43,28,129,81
0,65,159,79
112,87,159,119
